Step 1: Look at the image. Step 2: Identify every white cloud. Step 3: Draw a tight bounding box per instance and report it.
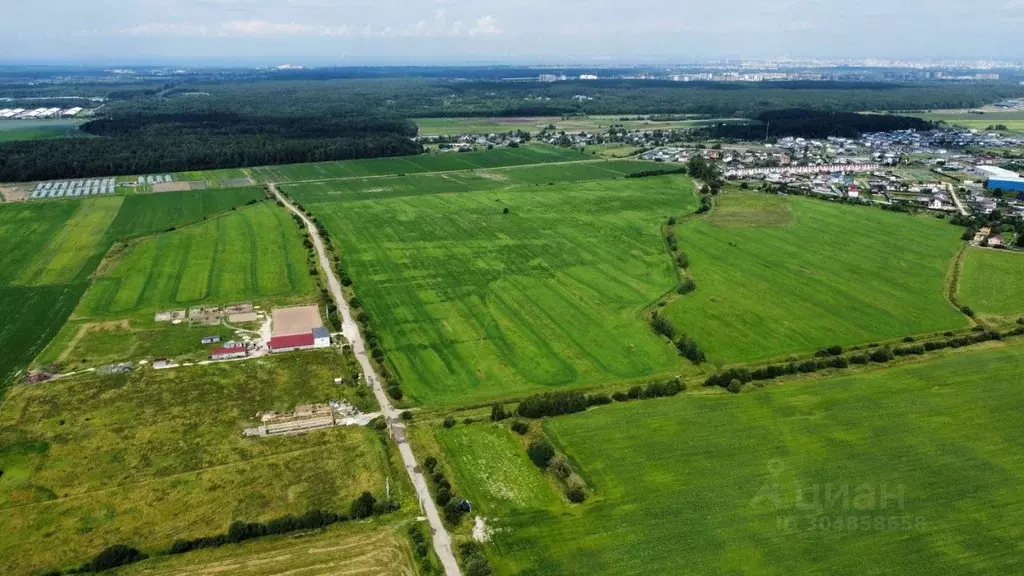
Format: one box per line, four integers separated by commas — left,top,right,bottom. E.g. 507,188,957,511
468,15,500,36
118,19,350,37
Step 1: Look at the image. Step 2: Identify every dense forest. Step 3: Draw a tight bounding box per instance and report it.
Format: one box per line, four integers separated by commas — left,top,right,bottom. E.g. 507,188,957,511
0,111,420,181
1,75,1021,181
694,109,935,140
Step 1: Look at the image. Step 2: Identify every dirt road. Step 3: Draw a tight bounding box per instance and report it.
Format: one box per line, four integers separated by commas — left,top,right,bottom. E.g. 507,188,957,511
270,184,461,576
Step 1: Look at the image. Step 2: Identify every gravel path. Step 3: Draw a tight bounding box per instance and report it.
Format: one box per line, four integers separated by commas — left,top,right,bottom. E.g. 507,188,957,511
271,184,461,576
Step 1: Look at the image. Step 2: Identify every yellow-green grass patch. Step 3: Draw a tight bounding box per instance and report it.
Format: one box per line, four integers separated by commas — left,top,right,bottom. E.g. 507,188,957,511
959,247,1024,318
114,521,417,576
0,352,403,575
14,197,123,286
437,424,561,514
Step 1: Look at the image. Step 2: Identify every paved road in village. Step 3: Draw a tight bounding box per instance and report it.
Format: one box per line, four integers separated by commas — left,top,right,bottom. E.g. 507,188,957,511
271,184,462,576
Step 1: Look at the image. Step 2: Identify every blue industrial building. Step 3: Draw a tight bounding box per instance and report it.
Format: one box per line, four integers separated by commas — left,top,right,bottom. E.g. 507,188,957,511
987,177,1024,193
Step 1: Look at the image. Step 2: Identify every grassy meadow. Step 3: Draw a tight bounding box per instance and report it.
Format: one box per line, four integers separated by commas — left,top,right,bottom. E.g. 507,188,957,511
959,247,1024,319
415,116,752,136
662,191,967,364
915,110,1024,134
250,145,589,183
0,352,403,575
78,201,316,319
440,340,1024,575
296,175,698,407
282,159,657,203
0,119,85,142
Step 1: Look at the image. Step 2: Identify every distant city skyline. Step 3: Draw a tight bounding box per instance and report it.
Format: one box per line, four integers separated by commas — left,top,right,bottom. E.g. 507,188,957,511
2,0,1023,65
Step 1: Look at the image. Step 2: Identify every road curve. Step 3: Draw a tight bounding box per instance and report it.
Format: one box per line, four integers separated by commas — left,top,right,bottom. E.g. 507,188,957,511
270,184,461,576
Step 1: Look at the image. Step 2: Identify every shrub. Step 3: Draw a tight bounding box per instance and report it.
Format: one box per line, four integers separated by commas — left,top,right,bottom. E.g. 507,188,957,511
86,545,147,572
490,403,508,422
650,313,676,340
827,345,843,356
566,486,587,503
849,354,869,365
424,456,437,472
675,333,707,364
676,252,690,269
870,347,894,363
627,385,643,399
677,278,696,295
550,457,572,479
443,500,466,525
387,385,403,400
903,336,915,343
517,391,588,418
443,415,456,428
400,411,414,421
350,492,376,519
587,393,612,406
510,420,530,435
436,486,452,506
612,391,629,402
961,306,975,317
527,440,555,468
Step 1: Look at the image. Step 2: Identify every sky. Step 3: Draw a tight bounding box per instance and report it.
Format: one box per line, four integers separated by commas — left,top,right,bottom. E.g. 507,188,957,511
2,0,1023,65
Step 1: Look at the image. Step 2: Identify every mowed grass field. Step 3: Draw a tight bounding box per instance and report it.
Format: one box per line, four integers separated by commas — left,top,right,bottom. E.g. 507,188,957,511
78,202,316,319
115,522,416,576
103,186,265,240
0,352,405,576
250,145,589,183
443,341,1024,575
662,192,967,364
959,247,1024,318
296,176,697,407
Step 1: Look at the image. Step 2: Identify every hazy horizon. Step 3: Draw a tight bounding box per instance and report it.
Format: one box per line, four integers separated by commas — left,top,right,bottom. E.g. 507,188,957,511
3,0,1022,65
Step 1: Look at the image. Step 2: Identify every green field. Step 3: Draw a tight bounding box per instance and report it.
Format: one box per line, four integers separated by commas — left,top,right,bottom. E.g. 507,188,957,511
0,352,403,576
959,247,1024,318
0,202,82,285
0,119,85,142
440,341,1024,575
251,145,589,183
296,176,697,407
662,191,967,364
282,160,658,204
0,284,87,386
103,186,265,241
79,202,316,319
915,110,1024,135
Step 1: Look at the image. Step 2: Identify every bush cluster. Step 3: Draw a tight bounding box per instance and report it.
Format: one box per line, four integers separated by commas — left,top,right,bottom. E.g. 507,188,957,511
166,501,389,558
459,541,493,576
611,379,685,403
626,167,688,178
407,524,436,574
424,456,464,525
676,333,707,364
516,390,589,418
